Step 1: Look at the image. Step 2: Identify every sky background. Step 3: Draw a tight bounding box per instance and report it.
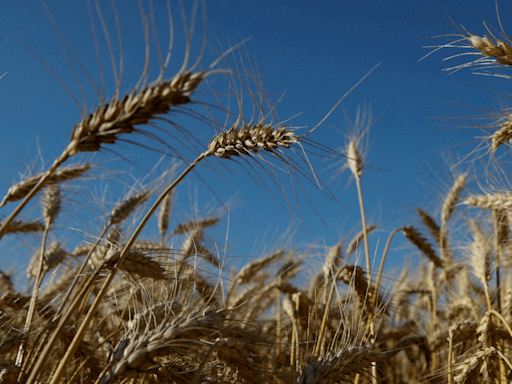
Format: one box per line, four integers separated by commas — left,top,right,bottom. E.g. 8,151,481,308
1,0,511,288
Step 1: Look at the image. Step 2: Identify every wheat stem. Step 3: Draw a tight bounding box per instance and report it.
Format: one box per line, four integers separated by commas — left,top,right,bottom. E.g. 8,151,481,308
493,211,503,313
373,227,401,308
15,224,50,367
355,177,371,280
314,267,345,358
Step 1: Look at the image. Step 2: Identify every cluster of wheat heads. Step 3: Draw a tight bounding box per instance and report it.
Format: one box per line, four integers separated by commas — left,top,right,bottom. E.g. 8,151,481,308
0,1,379,383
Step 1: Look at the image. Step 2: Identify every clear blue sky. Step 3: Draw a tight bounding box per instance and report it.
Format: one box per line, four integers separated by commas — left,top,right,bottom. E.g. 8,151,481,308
1,0,510,286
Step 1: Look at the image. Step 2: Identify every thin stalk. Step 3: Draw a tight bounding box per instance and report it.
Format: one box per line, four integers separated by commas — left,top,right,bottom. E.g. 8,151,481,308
44,151,208,384
355,175,377,384
55,225,109,317
448,331,453,384
16,224,50,366
373,227,401,308
276,276,282,359
355,177,371,279
314,267,344,358
25,260,108,384
191,342,218,384
493,211,502,313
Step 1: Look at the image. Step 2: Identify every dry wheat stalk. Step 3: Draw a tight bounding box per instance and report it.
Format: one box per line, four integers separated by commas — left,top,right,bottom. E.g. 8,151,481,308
453,347,498,384
0,271,13,294
338,265,373,313
229,280,266,309
214,337,271,384
347,141,364,180
71,244,94,257
0,163,90,207
323,244,342,280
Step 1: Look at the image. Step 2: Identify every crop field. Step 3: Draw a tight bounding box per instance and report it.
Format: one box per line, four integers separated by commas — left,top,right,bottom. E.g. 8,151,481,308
1,1,512,383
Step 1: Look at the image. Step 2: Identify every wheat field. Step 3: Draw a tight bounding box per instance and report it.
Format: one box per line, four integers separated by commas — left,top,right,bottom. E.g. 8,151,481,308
2,1,512,383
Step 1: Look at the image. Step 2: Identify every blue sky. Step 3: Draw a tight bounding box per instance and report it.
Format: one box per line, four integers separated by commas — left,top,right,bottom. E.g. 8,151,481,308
1,0,510,286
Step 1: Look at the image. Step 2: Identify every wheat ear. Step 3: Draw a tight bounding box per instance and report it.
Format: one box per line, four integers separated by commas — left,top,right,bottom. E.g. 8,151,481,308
402,225,443,268
469,220,492,310
158,189,173,243
0,163,89,208
464,193,512,210
418,208,440,244
440,173,466,264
